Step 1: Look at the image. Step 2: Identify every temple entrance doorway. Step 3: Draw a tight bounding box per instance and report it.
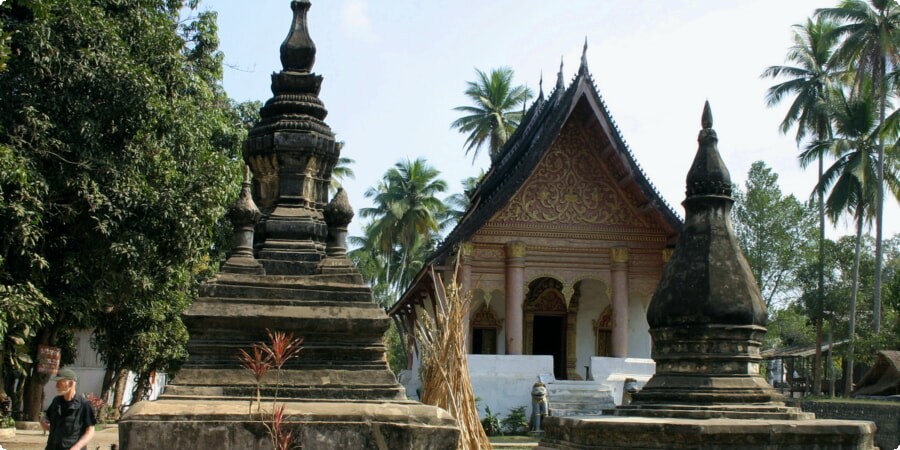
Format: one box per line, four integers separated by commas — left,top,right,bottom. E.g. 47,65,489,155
532,314,567,379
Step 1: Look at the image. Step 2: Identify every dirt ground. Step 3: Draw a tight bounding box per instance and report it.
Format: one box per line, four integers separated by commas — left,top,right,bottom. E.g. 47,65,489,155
1,425,119,450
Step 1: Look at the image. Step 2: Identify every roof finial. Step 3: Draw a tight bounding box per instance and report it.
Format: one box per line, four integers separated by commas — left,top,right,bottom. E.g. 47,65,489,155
556,57,565,91
538,71,544,98
281,0,316,72
580,37,589,73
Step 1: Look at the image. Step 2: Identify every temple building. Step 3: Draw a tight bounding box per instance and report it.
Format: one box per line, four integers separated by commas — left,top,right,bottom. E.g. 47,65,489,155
388,46,682,413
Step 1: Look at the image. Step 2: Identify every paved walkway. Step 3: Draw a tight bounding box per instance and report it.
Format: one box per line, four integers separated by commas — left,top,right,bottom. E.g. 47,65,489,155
1,425,119,450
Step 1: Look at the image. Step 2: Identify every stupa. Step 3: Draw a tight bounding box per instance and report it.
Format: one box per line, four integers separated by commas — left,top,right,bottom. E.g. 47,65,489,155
537,103,876,450
118,2,459,449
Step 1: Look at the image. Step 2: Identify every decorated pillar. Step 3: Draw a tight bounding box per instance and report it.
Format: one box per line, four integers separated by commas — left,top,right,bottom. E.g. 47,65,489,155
459,242,474,352
505,241,526,355
610,246,630,357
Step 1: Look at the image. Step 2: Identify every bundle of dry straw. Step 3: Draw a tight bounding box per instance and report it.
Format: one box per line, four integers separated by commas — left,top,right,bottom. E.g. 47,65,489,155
415,264,491,450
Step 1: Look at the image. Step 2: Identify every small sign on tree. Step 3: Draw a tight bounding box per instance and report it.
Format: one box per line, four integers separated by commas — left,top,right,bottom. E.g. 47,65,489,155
36,345,61,376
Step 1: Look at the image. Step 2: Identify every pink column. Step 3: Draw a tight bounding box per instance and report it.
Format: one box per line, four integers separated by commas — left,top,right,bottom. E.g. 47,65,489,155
459,242,474,353
505,241,526,355
610,247,630,358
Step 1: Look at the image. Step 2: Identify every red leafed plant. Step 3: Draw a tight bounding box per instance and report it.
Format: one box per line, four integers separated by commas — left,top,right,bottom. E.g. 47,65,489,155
237,329,304,449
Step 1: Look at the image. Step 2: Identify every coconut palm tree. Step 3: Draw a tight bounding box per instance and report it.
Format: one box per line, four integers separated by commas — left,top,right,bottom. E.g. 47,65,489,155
330,154,356,195
762,17,841,394
817,0,900,332
802,86,899,396
451,67,532,164
441,171,485,231
358,158,447,295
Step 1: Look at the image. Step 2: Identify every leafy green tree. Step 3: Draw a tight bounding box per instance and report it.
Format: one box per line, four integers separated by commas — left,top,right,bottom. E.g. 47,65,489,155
817,0,900,333
0,0,243,417
451,67,532,164
733,161,817,308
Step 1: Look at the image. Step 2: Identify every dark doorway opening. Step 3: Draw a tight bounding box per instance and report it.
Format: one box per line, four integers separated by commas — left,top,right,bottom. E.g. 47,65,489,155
471,327,497,354
532,315,567,380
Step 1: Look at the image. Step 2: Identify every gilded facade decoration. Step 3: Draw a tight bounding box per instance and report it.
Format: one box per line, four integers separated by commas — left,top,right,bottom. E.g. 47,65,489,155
593,305,613,357
610,247,630,264
493,123,651,227
506,241,527,258
471,302,501,328
662,248,674,263
460,242,474,259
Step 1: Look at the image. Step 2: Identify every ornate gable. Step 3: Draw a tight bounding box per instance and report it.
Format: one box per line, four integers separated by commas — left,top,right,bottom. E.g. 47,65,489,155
490,120,651,228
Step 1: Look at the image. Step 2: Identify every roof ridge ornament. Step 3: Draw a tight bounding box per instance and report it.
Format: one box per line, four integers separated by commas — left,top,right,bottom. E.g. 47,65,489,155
579,37,589,75
538,71,544,99
556,57,565,91
281,0,316,72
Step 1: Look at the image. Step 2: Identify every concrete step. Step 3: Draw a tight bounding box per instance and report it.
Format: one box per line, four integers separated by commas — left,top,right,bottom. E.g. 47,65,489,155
547,381,615,417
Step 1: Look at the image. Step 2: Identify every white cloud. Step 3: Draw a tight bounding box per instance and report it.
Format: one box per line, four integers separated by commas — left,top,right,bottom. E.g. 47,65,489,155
341,0,379,43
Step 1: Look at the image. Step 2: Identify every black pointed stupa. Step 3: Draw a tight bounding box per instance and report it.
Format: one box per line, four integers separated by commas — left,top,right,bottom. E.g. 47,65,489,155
614,102,803,416
539,104,876,450
118,3,459,448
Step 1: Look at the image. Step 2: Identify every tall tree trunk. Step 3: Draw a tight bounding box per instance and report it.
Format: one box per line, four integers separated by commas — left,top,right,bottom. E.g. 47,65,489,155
813,153,826,396
113,369,128,412
844,212,864,397
100,365,117,404
872,58,887,333
813,318,822,395
22,327,52,421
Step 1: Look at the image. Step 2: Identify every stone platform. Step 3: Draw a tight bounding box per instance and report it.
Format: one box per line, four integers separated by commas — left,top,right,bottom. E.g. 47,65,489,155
537,415,876,450
120,399,459,450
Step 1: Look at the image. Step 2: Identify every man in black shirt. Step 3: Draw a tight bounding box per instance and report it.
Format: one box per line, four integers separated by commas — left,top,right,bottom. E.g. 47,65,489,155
40,367,96,450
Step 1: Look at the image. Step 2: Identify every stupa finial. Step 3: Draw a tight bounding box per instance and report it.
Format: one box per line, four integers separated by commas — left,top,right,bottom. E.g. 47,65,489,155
281,0,316,72
702,100,713,129
686,101,731,199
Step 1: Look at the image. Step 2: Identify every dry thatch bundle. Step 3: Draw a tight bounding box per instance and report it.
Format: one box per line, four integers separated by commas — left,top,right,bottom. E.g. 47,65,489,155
416,265,491,450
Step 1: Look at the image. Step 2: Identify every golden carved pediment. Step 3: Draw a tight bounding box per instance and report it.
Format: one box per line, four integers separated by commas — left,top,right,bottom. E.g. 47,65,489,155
492,122,651,227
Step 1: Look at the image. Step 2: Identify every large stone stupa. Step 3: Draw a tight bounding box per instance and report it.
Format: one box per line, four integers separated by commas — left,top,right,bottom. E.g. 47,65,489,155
537,103,876,450
118,2,459,449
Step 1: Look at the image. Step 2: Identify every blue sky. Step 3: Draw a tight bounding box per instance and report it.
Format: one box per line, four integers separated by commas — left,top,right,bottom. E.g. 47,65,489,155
200,0,899,241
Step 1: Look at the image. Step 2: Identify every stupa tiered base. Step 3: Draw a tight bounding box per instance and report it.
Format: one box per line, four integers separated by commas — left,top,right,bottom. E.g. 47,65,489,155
119,271,460,449
120,399,458,450
537,415,875,450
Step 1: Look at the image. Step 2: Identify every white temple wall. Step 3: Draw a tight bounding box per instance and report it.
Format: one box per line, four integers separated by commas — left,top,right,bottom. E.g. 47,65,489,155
574,278,608,379
627,294,652,359
467,355,553,418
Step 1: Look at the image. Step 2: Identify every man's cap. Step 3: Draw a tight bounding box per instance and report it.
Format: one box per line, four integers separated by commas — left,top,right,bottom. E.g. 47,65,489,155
55,367,77,382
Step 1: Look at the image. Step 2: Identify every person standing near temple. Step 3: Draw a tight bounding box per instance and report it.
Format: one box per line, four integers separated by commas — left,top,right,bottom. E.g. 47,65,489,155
40,367,96,450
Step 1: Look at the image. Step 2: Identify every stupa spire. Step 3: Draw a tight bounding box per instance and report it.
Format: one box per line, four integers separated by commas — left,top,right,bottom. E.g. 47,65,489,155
685,101,732,199
281,0,316,72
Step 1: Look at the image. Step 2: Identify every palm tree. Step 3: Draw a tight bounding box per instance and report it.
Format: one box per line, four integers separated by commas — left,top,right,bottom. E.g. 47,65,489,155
817,0,900,332
762,17,840,395
358,158,448,295
330,155,355,195
802,86,898,396
441,171,484,231
451,67,532,164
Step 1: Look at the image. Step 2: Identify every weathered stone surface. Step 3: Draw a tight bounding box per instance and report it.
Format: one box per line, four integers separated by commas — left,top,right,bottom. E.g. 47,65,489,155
121,400,459,450
539,416,876,450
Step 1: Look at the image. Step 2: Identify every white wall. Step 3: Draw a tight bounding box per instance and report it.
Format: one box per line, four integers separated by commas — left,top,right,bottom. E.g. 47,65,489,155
467,354,553,418
590,357,655,404
627,293,652,359
574,279,608,378
41,329,167,411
